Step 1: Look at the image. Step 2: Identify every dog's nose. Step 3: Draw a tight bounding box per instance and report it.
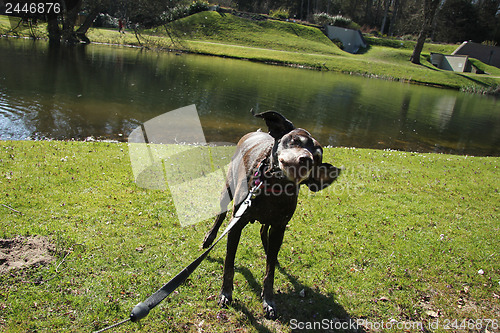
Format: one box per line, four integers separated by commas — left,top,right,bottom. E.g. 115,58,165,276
298,155,313,166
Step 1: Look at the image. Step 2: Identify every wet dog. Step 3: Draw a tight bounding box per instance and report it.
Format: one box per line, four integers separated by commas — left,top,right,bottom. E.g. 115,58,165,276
202,111,340,319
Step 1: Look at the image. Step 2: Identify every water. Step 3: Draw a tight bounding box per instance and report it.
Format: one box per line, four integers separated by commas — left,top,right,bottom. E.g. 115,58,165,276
1,38,499,156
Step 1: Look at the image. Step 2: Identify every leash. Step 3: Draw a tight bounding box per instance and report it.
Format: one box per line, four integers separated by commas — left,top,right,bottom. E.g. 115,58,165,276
93,182,262,333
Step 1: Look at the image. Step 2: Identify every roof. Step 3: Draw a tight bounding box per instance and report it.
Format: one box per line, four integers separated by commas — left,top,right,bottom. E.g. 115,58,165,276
453,41,500,68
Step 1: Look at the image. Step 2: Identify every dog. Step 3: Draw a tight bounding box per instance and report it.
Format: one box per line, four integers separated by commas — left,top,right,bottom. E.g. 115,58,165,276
202,110,340,319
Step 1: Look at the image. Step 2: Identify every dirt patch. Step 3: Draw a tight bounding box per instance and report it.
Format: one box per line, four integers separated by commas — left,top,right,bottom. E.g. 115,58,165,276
0,235,56,274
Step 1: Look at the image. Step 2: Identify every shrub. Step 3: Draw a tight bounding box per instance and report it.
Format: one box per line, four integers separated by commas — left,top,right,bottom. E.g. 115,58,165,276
330,14,351,28
401,34,417,41
482,40,497,46
269,8,290,20
313,12,333,26
188,0,210,15
330,38,344,50
94,14,119,28
161,1,210,23
313,13,359,29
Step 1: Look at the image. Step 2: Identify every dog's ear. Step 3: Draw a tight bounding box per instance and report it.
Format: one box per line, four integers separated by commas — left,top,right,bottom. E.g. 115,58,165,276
252,110,295,139
305,163,341,192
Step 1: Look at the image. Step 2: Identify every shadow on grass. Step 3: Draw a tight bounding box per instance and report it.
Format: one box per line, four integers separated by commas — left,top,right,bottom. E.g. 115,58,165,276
206,256,362,332
455,72,489,87
420,59,440,71
355,44,371,55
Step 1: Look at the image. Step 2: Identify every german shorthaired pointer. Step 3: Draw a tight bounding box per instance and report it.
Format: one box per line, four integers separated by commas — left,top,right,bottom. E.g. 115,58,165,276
203,110,340,319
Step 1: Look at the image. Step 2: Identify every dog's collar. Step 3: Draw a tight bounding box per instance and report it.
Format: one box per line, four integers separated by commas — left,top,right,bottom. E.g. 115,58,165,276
253,159,298,194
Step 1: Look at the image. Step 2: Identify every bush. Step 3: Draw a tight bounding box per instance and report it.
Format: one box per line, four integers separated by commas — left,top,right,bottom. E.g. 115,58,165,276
94,14,119,28
269,8,290,20
161,1,210,23
188,0,210,15
329,14,351,28
482,40,497,46
313,13,359,30
330,38,344,50
313,12,333,26
401,34,417,41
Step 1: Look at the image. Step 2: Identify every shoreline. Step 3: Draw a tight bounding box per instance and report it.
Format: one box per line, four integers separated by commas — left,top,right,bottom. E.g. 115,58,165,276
1,137,498,158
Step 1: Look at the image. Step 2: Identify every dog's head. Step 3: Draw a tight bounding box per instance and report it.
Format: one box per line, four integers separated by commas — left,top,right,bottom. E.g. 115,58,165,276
254,111,340,191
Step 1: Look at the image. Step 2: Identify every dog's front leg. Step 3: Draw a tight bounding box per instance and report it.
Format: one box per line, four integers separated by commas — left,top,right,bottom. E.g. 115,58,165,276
262,224,286,319
219,223,245,307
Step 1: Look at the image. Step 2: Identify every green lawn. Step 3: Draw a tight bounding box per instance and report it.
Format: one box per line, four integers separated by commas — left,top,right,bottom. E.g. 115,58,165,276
1,140,498,332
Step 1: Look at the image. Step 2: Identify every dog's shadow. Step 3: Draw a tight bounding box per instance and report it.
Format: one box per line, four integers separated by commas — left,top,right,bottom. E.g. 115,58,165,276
206,257,362,332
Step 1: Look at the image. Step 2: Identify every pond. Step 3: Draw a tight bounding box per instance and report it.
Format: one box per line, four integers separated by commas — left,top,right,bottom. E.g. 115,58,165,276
0,38,499,156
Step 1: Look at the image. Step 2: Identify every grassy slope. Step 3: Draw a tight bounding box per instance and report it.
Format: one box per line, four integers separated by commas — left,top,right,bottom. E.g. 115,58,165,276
0,140,498,332
164,12,500,89
2,13,500,91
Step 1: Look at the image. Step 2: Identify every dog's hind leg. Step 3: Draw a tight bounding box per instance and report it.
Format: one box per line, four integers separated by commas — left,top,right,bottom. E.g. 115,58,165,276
262,224,286,319
260,224,280,267
202,185,233,248
260,224,270,256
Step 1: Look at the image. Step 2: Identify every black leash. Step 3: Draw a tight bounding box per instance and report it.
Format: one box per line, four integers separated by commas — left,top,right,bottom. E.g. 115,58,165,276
93,183,262,333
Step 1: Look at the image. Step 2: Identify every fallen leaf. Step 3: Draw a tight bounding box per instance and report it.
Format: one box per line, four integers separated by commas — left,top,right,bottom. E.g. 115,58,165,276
425,310,439,318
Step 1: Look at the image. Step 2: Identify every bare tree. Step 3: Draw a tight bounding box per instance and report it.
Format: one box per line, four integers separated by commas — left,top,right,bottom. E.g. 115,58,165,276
380,0,390,34
61,0,82,44
47,0,84,44
409,0,442,64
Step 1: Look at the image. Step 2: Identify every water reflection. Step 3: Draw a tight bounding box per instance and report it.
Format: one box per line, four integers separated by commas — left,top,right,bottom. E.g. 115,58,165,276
0,39,499,156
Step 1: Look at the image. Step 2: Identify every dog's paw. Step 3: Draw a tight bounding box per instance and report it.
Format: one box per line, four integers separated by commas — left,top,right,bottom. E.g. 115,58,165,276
263,300,277,320
218,293,232,308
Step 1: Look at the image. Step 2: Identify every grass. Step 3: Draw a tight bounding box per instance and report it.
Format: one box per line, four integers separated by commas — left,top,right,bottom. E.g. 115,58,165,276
0,140,499,332
2,12,500,91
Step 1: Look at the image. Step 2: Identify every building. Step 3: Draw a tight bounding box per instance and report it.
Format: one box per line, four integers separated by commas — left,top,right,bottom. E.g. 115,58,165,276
452,41,500,69
324,25,367,54
430,53,476,72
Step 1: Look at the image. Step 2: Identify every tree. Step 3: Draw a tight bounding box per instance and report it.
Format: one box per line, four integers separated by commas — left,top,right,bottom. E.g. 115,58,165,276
44,0,181,45
45,0,84,44
380,0,390,34
76,0,112,43
433,0,479,43
409,0,442,64
468,0,500,44
388,0,401,36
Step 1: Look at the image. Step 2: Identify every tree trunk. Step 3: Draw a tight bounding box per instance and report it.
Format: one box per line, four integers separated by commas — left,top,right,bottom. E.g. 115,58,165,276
76,8,100,35
388,0,399,36
364,0,372,25
380,0,390,34
61,0,82,44
410,27,427,64
75,7,100,44
409,0,441,65
47,12,61,45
